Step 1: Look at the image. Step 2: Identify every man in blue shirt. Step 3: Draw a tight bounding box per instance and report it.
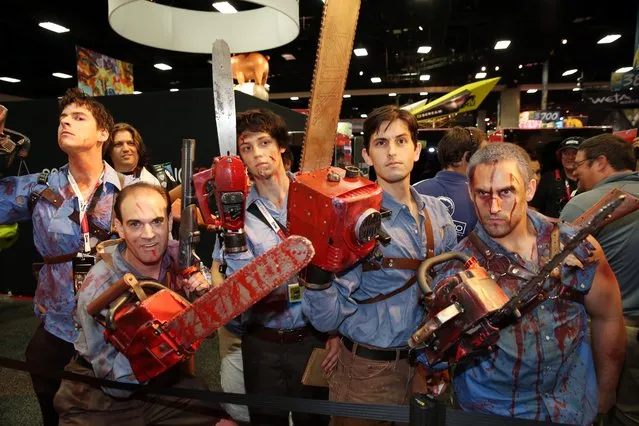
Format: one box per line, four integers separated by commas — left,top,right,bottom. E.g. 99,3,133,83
303,105,457,426
425,143,625,425
413,127,486,241
213,109,336,426
54,183,233,425
0,88,122,426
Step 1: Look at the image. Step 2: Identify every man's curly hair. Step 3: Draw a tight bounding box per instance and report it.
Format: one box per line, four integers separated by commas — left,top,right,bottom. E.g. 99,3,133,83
58,88,114,133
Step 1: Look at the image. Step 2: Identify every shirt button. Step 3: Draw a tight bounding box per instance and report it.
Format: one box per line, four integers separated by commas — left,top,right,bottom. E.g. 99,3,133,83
540,305,545,310
580,283,585,289
414,229,418,234
545,335,551,341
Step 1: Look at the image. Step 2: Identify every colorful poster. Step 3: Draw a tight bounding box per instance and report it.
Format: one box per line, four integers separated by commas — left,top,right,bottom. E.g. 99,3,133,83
76,46,134,96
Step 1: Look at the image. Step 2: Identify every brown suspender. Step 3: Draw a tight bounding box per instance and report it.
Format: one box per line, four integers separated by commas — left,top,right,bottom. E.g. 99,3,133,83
356,207,435,304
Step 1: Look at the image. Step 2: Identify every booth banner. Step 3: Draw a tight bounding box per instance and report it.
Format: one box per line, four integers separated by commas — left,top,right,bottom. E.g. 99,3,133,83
76,46,134,96
583,90,639,108
611,69,639,91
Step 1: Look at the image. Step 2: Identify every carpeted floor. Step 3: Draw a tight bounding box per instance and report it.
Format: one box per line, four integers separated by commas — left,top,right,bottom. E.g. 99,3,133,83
0,295,222,426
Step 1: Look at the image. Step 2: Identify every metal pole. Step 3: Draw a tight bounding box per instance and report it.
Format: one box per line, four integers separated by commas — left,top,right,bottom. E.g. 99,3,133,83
541,60,549,111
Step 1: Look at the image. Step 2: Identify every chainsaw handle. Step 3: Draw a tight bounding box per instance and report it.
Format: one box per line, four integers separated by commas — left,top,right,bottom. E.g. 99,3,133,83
417,252,472,296
86,274,135,316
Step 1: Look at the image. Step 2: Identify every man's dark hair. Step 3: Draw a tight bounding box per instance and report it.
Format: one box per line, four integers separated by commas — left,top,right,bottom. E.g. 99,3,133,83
437,127,486,168
579,134,635,172
114,182,170,222
236,109,289,150
103,122,149,167
58,88,114,134
363,105,418,151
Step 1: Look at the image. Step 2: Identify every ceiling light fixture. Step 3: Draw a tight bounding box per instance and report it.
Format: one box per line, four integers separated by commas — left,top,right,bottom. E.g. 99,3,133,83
212,2,237,14
170,88,180,92
475,72,487,79
419,74,430,81
495,66,500,71
281,53,296,61
526,89,538,94
0,77,20,83
389,93,397,97
561,39,568,45
418,26,423,31
359,71,364,76
353,48,368,57
417,46,432,54
494,40,511,50
360,114,368,118
562,69,578,76
419,91,428,96
597,34,621,44
370,77,381,83
38,22,70,33
154,63,172,71
572,87,581,91
343,94,351,98
290,96,299,100
615,67,633,73
133,91,142,95
52,72,73,79
427,147,436,153
518,64,523,69
484,118,490,122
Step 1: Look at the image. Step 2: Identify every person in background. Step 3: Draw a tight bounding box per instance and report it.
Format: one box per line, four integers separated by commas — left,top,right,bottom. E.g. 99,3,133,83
413,126,487,241
530,136,582,217
282,148,294,172
528,151,542,184
103,122,160,186
560,134,639,426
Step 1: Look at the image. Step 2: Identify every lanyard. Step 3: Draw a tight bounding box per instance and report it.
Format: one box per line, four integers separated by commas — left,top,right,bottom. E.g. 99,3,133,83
554,169,572,202
68,171,104,253
253,199,287,240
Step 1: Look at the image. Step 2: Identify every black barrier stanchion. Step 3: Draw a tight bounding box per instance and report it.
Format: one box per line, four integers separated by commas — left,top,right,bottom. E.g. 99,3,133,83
409,394,445,426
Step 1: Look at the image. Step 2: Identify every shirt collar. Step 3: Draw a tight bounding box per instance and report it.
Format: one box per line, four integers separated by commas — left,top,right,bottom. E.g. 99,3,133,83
58,161,122,191
112,240,173,281
592,171,639,189
382,186,426,225
246,171,294,210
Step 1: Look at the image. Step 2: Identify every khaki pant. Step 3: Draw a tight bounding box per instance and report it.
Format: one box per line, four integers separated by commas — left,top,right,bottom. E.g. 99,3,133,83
327,340,414,426
54,358,226,426
605,323,639,426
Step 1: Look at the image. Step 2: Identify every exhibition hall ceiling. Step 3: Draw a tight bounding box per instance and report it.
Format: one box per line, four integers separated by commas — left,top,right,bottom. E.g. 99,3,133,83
0,0,635,118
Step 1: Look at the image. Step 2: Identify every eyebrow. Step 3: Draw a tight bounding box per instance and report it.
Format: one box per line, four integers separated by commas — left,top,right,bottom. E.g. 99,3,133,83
473,185,516,193
60,111,89,118
373,133,409,142
126,216,164,225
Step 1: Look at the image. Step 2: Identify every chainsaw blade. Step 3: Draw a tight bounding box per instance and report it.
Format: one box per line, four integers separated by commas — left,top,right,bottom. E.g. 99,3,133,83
212,39,237,156
164,235,315,346
299,0,361,172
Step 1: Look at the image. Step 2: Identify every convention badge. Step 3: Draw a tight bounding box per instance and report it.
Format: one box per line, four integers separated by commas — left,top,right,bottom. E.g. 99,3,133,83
287,282,303,303
72,254,95,294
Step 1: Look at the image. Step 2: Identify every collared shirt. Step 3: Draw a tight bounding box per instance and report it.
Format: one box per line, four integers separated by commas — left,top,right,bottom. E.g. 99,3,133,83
413,170,478,241
121,166,161,187
561,171,639,316
303,187,457,348
74,240,178,398
212,173,305,330
426,209,597,425
0,162,122,342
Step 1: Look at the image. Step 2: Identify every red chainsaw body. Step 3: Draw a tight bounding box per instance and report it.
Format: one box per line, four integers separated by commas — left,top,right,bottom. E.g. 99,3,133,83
422,262,509,365
192,155,247,230
104,289,199,382
288,166,382,272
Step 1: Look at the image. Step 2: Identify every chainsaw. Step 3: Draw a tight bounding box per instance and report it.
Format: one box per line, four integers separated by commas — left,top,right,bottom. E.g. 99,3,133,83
408,194,626,366
87,235,314,382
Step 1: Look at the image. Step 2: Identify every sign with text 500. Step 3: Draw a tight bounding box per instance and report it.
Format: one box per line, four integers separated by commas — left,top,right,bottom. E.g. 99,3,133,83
611,69,639,91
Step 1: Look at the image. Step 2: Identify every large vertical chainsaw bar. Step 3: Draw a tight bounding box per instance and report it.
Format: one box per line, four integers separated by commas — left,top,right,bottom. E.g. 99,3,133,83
299,0,361,172
164,235,315,346
212,39,237,156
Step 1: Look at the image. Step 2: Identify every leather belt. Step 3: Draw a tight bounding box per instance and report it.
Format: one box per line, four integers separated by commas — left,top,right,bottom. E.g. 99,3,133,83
341,337,409,361
246,324,312,344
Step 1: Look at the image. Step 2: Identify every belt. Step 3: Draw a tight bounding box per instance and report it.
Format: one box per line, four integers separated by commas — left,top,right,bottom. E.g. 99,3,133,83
341,337,410,361
246,324,312,344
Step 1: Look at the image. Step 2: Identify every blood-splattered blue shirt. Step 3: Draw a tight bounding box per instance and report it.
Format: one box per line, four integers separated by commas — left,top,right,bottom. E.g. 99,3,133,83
0,163,122,343
425,210,598,425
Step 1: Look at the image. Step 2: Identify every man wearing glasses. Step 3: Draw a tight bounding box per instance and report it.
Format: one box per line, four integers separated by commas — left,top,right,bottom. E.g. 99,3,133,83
561,134,639,426
530,137,583,217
